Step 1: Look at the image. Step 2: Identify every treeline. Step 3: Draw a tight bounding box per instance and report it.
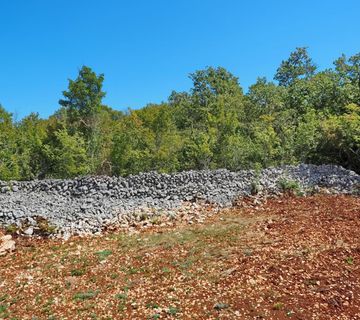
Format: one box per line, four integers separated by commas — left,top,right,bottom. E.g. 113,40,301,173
0,48,359,180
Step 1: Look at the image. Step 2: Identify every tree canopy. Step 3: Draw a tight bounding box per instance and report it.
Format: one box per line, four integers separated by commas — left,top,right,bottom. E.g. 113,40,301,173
1,48,360,180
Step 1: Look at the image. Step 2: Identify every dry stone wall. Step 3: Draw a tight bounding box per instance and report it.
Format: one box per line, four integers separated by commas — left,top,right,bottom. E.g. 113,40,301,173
0,164,359,237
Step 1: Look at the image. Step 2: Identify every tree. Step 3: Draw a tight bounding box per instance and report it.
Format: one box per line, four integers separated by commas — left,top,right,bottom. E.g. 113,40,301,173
135,104,182,173
94,106,124,175
247,77,285,116
16,113,47,179
274,47,316,87
42,128,90,178
0,105,19,180
335,53,360,87
317,104,360,172
3,49,360,179
190,67,242,104
168,91,193,130
334,53,360,104
186,67,243,127
179,128,217,170
111,112,155,175
293,108,322,162
59,66,106,171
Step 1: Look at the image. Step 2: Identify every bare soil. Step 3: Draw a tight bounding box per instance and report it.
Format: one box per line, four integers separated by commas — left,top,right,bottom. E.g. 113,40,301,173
1,194,360,319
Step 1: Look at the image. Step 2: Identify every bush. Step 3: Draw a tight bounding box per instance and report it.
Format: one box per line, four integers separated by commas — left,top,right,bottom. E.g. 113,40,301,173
277,178,300,193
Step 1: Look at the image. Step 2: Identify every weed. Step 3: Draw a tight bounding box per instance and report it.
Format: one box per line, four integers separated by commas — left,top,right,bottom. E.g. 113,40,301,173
73,290,98,301
345,256,354,265
118,302,126,312
95,249,112,261
250,164,263,195
250,180,261,195
0,303,10,318
41,302,53,315
5,224,18,234
78,302,95,312
277,178,300,193
273,302,284,310
352,183,360,195
115,293,127,300
71,268,86,276
115,287,129,312
146,302,160,309
162,267,171,274
35,217,57,235
90,313,99,320
139,212,148,221
0,304,8,313
168,306,179,315
243,248,253,257
121,266,142,275
65,280,71,289
150,217,162,225
110,273,119,279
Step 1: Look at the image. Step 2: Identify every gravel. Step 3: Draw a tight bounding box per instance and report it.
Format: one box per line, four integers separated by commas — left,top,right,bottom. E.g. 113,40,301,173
0,164,359,237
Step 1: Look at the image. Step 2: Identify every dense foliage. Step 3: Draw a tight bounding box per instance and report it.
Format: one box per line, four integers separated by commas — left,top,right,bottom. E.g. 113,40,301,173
1,48,359,180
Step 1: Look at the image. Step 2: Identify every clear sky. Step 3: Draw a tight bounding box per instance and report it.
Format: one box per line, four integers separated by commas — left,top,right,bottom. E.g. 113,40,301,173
1,0,359,120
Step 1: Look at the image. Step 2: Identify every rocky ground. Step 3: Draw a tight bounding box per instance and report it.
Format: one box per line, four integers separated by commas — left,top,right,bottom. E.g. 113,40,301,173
0,194,360,319
0,164,359,238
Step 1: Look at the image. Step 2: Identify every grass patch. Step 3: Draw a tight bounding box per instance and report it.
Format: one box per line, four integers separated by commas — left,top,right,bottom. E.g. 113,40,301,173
115,293,127,300
168,305,180,315
73,290,98,301
95,249,112,261
71,268,86,276
273,302,284,310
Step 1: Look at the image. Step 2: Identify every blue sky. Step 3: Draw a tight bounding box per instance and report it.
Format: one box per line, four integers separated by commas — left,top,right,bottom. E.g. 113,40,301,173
1,0,359,120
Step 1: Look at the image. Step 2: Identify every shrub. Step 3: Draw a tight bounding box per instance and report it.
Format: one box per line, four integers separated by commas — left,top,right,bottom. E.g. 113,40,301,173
277,178,300,193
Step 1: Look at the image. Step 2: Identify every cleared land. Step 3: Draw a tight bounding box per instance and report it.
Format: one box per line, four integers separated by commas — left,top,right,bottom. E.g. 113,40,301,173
0,194,360,319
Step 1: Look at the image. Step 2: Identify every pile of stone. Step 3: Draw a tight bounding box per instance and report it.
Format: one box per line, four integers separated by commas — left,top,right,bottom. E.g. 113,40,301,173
0,164,359,238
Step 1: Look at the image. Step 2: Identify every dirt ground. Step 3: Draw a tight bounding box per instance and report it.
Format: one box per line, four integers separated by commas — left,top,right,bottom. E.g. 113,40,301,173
0,194,360,319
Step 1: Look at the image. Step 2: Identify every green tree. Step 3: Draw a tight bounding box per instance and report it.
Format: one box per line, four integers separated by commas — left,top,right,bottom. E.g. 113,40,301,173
317,104,360,172
173,67,244,128
136,104,182,173
111,112,155,175
179,128,217,170
16,113,47,179
42,128,90,178
275,47,316,87
59,66,106,171
294,108,322,162
334,53,360,104
247,77,286,118
173,67,246,169
0,105,19,180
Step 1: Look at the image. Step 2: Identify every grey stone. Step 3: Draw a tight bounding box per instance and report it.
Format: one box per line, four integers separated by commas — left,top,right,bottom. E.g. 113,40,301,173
0,164,359,237
23,227,34,236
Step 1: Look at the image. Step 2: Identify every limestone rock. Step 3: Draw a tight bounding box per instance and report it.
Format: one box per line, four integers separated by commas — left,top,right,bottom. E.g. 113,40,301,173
0,234,16,255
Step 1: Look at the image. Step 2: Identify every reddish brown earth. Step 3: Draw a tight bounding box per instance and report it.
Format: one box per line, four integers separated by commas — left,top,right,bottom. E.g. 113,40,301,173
0,194,360,319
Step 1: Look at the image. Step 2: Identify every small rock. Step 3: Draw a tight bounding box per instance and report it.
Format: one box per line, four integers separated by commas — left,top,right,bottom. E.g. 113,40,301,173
214,303,229,311
24,227,34,236
0,235,16,255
